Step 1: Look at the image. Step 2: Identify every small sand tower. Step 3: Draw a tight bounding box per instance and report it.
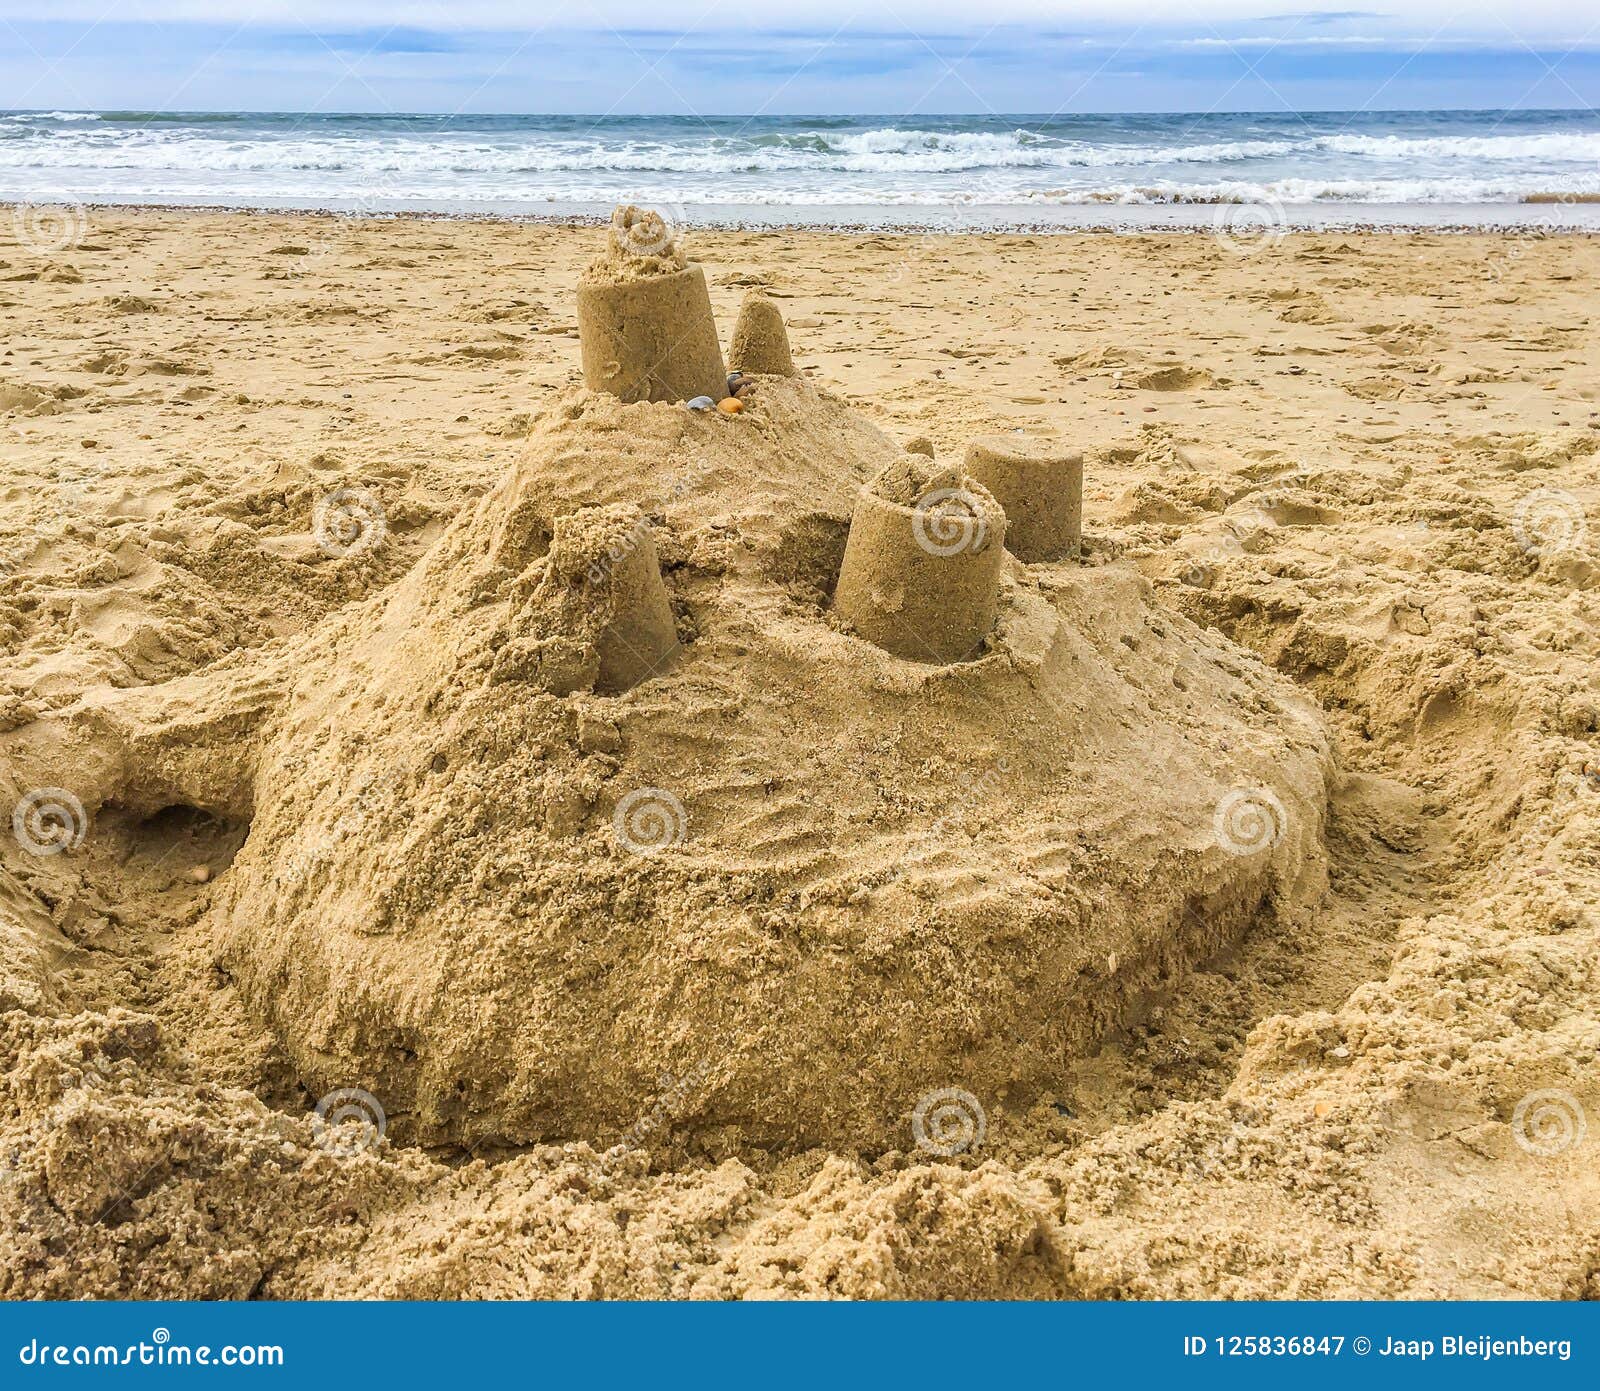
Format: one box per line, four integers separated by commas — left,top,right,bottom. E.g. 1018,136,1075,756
833,457,1006,664
576,207,729,404
962,435,1083,563
727,290,797,377
516,504,679,695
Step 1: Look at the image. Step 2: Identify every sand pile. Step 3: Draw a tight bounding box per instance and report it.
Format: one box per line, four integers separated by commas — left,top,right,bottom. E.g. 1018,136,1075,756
182,366,1323,1154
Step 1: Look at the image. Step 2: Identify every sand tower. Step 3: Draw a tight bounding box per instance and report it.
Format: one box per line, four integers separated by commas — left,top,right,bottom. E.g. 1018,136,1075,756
576,206,728,403
727,290,797,377
963,435,1084,562
524,505,679,695
833,457,1007,663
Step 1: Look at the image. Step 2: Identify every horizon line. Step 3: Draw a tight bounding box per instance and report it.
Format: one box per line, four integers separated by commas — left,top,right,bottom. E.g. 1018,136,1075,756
6,104,1599,119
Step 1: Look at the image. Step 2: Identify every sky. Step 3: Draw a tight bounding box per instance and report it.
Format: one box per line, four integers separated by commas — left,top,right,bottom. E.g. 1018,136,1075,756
1,2,1598,114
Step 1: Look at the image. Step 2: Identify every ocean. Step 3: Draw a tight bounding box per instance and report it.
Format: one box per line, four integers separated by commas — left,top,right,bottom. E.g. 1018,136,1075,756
4,108,1600,228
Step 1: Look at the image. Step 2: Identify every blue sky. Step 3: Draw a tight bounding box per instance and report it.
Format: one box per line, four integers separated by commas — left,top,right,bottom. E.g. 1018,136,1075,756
2,3,1598,113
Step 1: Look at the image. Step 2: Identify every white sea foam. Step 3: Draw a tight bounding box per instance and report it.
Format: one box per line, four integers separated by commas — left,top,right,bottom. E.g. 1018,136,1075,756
1,113,1597,210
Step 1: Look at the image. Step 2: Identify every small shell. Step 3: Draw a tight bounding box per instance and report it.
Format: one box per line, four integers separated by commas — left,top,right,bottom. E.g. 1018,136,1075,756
717,396,744,415
685,395,715,411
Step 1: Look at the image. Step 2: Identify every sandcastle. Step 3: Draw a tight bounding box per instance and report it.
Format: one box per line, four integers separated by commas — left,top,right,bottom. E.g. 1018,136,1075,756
833,458,1007,663
496,504,680,695
575,206,729,403
22,209,1332,1158
727,290,798,377
964,435,1084,562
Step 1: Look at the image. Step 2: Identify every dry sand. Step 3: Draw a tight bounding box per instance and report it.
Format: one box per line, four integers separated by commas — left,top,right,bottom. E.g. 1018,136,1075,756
1,208,1598,1299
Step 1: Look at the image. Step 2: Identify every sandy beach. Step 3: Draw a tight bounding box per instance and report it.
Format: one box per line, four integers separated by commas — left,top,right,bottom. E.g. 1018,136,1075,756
1,206,1597,1299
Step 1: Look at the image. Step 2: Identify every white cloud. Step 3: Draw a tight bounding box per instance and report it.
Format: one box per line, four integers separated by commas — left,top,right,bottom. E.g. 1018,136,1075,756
0,0,1591,37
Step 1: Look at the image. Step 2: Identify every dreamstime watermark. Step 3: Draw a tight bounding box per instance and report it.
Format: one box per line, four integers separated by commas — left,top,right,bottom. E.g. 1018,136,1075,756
272,769,401,887
1211,194,1288,257
610,202,686,258
912,1086,987,1157
1213,786,1287,856
584,511,655,588
1512,488,1587,559
1485,195,1585,282
1176,531,1247,587
17,1330,284,1369
310,1086,387,1157
598,1060,714,1173
11,197,89,257
1511,1089,1587,1157
912,488,989,556
11,787,89,857
882,171,1012,286
612,786,688,856
312,486,388,559
881,756,1013,894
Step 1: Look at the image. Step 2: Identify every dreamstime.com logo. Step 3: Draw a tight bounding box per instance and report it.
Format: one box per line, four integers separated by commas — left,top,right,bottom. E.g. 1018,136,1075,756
11,787,89,857
1211,194,1288,257
1511,1089,1588,1158
612,787,689,856
912,1086,987,1158
1512,488,1588,559
312,487,388,559
912,488,989,557
17,1329,283,1368
310,1087,387,1157
1176,531,1247,587
1213,786,1287,856
610,202,686,258
11,198,89,256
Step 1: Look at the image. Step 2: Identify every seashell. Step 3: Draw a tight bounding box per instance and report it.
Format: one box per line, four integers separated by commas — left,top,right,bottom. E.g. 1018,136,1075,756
685,395,715,411
717,396,744,415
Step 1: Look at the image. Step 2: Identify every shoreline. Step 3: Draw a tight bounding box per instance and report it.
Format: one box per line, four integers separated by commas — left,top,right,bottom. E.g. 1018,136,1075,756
7,196,1600,235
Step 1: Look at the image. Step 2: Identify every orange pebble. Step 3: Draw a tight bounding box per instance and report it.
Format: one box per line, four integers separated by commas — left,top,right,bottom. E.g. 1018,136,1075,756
717,396,744,415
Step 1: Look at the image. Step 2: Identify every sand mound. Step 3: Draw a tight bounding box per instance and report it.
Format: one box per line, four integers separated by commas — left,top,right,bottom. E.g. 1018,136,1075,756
183,376,1334,1153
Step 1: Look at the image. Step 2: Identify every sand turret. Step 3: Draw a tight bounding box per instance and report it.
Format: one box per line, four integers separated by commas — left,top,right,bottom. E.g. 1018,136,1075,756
576,206,728,403
833,457,1006,663
962,435,1083,562
727,290,797,377
499,504,679,696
